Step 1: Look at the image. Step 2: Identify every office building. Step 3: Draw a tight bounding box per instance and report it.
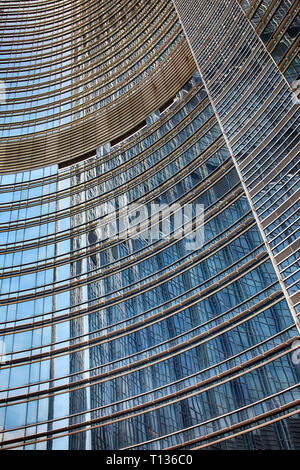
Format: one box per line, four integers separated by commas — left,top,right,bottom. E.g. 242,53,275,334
0,0,299,450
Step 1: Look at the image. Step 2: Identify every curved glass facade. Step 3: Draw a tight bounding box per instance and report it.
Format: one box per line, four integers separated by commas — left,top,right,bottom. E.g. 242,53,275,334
0,0,299,451
173,0,300,317
0,0,195,172
1,0,184,136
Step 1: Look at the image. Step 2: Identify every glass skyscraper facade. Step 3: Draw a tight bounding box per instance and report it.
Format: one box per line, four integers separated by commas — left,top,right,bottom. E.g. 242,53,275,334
0,0,299,450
